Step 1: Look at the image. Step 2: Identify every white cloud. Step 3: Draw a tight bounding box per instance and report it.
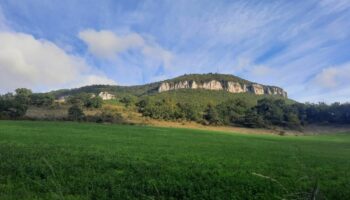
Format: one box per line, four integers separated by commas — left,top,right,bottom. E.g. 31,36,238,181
79,29,173,68
313,63,350,89
292,62,350,103
78,29,144,59
250,65,273,77
0,32,115,93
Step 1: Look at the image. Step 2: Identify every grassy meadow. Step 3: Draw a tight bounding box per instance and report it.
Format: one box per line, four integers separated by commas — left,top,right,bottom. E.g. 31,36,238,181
0,121,349,199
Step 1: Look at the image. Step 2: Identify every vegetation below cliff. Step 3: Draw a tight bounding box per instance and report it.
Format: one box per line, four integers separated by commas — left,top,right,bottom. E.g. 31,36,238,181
1,87,350,132
1,74,350,131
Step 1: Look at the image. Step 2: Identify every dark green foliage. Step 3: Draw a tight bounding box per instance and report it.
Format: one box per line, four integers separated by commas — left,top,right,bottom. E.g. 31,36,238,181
68,105,85,121
87,110,125,124
15,88,32,105
216,98,250,125
30,93,54,107
242,109,265,128
0,91,29,119
135,91,350,129
285,113,301,129
67,93,102,108
50,83,160,98
148,89,283,109
85,96,103,108
292,103,308,125
203,104,220,125
3,84,350,130
256,99,286,126
177,102,201,121
120,95,137,107
0,121,349,199
304,102,350,124
67,93,91,106
139,98,179,120
15,88,33,96
139,98,202,121
256,98,302,128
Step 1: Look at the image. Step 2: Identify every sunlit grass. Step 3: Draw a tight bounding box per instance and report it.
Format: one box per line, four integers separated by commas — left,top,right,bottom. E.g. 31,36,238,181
0,121,349,199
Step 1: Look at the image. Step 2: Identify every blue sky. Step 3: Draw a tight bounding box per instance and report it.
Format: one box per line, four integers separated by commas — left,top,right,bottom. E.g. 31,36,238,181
0,0,350,102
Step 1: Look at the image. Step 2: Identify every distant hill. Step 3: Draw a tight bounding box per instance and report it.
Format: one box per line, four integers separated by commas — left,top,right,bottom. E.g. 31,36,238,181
49,73,288,98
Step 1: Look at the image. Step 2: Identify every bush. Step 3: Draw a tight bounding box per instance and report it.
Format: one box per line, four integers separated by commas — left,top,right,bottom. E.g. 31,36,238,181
87,110,124,124
285,113,302,130
137,98,179,120
15,88,32,105
0,92,29,119
85,96,103,108
67,93,103,109
120,95,137,107
177,103,201,121
68,106,85,121
216,99,250,125
203,104,220,125
30,93,54,107
242,109,265,128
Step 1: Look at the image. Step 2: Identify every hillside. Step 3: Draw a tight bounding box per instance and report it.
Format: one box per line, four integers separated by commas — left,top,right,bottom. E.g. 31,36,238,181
144,89,294,109
7,73,331,130
49,73,288,98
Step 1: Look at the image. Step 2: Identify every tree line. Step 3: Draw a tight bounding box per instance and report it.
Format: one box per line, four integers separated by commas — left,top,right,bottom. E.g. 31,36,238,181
1,88,350,129
0,88,54,119
0,89,102,119
137,97,350,129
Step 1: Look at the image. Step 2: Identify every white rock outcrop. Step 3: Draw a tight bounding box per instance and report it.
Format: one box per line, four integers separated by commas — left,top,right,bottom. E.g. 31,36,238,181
158,80,223,92
158,82,171,92
227,82,247,93
99,92,115,100
250,84,265,95
201,80,223,90
158,80,287,97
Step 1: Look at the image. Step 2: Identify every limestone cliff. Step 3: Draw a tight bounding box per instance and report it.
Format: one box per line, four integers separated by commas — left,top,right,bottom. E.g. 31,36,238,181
158,80,287,98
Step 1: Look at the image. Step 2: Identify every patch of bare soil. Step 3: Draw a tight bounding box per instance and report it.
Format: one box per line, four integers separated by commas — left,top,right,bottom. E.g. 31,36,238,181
137,119,293,135
302,124,350,135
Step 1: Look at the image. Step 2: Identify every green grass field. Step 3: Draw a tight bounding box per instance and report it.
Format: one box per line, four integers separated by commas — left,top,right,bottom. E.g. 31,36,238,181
0,121,349,199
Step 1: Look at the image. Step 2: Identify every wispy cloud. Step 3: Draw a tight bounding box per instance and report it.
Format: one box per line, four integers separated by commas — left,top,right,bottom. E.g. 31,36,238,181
0,0,349,102
79,30,145,59
78,29,174,85
313,62,350,89
0,6,9,31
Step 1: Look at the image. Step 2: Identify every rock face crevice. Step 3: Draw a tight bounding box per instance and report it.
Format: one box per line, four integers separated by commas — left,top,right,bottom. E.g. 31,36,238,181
158,80,287,97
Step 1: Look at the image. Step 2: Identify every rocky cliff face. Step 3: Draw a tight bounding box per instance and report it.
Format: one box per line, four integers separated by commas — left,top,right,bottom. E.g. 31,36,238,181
158,80,287,97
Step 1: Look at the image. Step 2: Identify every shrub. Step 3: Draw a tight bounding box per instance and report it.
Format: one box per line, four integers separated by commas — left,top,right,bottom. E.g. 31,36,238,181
120,95,137,107
30,93,54,107
85,96,103,108
203,104,220,125
216,98,250,125
177,103,201,121
242,109,265,128
68,106,85,121
88,110,124,124
15,88,32,105
0,92,29,119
